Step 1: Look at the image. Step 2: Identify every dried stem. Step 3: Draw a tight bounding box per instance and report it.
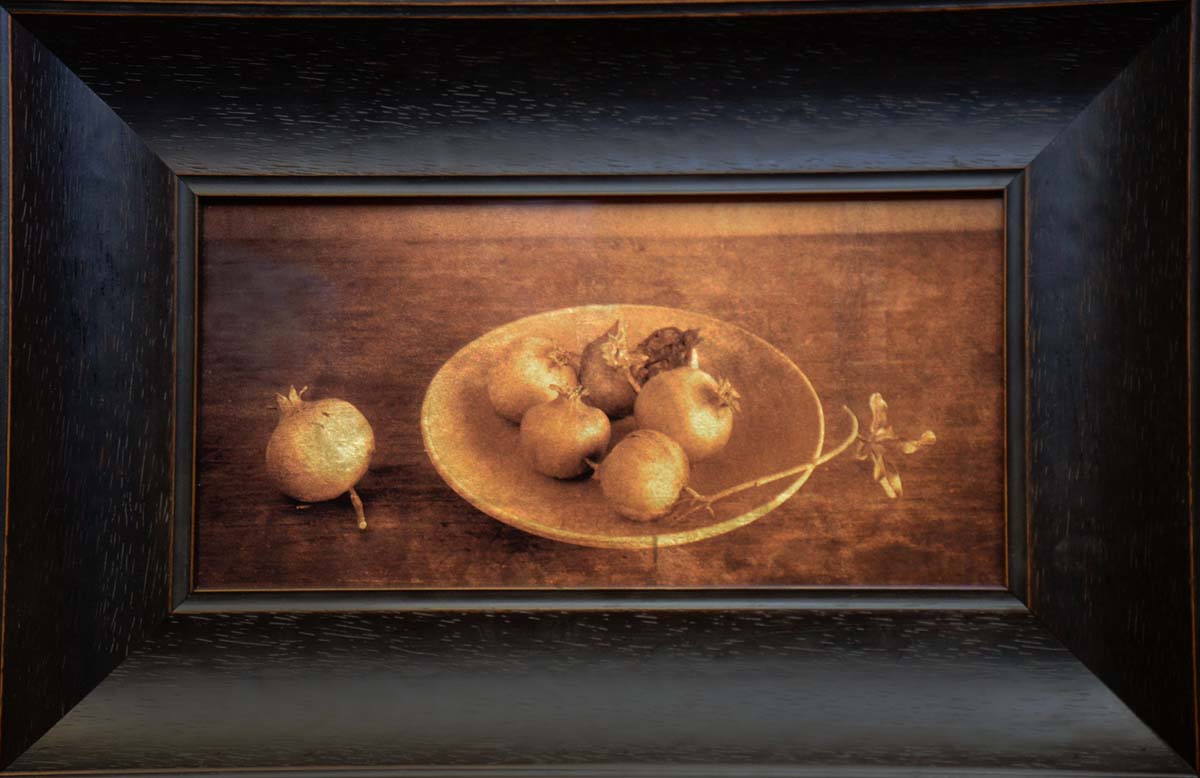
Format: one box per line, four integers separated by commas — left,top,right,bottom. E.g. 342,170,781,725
623,366,642,395
600,321,645,394
672,406,860,520
349,486,367,531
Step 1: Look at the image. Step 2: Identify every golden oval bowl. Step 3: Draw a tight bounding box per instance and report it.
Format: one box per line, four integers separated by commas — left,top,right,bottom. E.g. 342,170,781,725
420,304,825,549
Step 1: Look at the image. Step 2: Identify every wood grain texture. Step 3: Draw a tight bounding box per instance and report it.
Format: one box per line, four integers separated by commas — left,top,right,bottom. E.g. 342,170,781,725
8,770,1198,778
194,196,1005,590
10,4,1180,176
5,770,1195,778
0,19,176,768
9,608,1192,773
0,0,1185,11
1191,0,1200,770
0,0,1181,17
0,7,10,768
1026,9,1194,770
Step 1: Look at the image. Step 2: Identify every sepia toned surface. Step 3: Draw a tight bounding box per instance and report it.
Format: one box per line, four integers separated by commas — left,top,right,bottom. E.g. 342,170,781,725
195,197,1005,589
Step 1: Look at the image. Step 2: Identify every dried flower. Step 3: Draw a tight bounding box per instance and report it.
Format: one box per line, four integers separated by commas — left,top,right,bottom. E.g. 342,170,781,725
599,320,636,370
854,393,936,499
634,326,701,383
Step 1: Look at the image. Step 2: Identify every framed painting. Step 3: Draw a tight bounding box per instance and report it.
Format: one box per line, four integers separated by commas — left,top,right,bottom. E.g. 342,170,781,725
187,189,1003,592
0,0,1196,775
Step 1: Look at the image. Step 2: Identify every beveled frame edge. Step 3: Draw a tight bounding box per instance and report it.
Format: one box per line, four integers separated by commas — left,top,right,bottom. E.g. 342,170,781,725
0,8,11,754
181,170,1020,196
171,168,1024,613
1189,0,1199,764
0,0,1177,20
174,589,1028,614
170,181,195,611
1,766,1194,778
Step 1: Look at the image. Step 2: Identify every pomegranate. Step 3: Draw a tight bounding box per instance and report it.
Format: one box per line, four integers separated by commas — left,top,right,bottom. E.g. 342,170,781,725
596,429,690,522
579,320,641,419
634,364,740,462
520,386,612,479
266,386,375,530
487,336,579,423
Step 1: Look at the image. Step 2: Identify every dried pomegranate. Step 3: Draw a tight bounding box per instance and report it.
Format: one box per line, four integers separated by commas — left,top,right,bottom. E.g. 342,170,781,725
634,364,740,462
519,386,612,479
487,336,579,423
266,386,375,530
596,429,690,522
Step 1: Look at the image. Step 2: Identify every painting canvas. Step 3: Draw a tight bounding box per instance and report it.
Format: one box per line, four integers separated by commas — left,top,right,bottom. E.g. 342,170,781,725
193,195,1005,590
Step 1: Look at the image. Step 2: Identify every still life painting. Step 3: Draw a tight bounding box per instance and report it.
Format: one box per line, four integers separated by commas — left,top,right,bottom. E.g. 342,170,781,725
194,195,1005,590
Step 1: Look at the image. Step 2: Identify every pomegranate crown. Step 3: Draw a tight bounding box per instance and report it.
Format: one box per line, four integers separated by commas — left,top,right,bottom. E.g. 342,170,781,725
716,378,742,413
550,384,589,402
548,345,578,371
274,385,308,416
600,320,648,373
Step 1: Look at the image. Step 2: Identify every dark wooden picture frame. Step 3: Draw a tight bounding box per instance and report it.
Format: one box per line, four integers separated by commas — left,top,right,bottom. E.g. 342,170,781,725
0,0,1196,775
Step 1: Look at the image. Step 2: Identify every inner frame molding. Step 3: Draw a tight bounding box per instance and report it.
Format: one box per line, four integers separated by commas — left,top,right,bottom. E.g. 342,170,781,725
172,169,1026,607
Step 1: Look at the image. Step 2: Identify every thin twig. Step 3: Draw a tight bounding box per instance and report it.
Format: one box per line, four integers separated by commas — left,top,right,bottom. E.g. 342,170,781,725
623,367,643,395
672,406,860,520
349,486,367,531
